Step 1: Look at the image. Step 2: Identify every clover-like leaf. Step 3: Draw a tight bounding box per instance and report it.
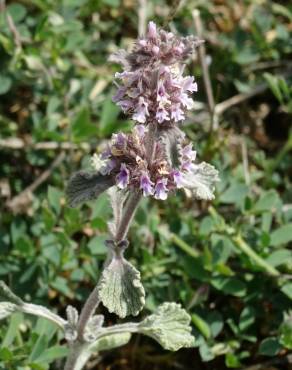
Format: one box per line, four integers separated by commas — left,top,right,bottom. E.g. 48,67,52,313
66,171,114,207
91,332,132,352
139,302,195,351
0,302,17,320
182,162,219,200
0,281,23,305
98,255,145,318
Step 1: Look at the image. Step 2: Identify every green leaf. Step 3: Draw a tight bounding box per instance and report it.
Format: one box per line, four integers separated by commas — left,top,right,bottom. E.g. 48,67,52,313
239,306,255,332
280,318,292,349
211,277,246,297
192,313,211,339
270,224,292,246
253,190,280,213
7,3,27,22
87,235,107,255
2,313,23,347
99,97,120,136
139,302,195,351
0,75,12,95
34,345,69,364
98,254,145,318
72,106,97,140
281,282,292,300
258,337,282,356
265,249,292,267
220,183,248,205
48,186,63,215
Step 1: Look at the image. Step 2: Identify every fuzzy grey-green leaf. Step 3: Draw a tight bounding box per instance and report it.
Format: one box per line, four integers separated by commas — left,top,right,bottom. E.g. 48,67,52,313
98,256,145,318
91,332,132,352
0,302,17,320
139,302,195,351
66,171,114,207
0,281,23,305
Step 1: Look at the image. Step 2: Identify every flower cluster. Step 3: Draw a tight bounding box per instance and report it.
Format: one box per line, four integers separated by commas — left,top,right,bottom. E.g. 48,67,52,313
67,21,219,208
112,22,202,127
91,126,219,201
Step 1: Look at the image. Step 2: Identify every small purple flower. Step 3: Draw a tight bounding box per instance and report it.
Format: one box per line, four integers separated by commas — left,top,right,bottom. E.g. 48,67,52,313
113,133,127,148
179,92,194,109
133,96,149,123
181,144,196,161
172,170,184,188
147,21,157,39
100,158,117,175
157,81,170,104
183,76,198,92
116,163,129,189
140,172,154,196
181,160,193,172
112,86,127,103
156,106,170,123
117,99,134,112
152,45,160,55
134,124,148,138
154,178,169,200
171,105,185,122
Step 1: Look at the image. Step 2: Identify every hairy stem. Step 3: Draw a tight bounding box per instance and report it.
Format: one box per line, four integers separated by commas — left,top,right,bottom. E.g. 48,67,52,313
115,192,142,242
76,285,100,341
64,121,157,369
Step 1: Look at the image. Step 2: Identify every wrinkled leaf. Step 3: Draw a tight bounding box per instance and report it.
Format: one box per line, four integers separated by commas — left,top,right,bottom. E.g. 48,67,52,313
139,302,195,351
182,162,219,200
98,254,145,318
66,171,114,207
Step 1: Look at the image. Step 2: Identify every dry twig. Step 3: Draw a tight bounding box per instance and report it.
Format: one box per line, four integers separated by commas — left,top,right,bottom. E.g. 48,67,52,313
192,10,216,131
6,152,65,213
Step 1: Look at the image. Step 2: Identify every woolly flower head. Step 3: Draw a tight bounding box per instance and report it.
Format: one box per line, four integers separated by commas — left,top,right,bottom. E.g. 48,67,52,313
111,21,202,128
90,128,219,202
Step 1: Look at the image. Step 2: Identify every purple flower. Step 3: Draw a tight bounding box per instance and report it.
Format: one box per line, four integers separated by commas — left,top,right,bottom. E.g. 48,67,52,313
154,178,169,200
180,160,193,172
181,144,196,161
156,106,170,123
100,158,117,175
183,76,198,92
117,99,134,112
140,173,154,196
116,163,129,189
172,170,184,188
147,21,157,39
152,45,160,55
133,96,149,123
112,133,127,148
180,143,197,161
134,124,148,138
179,92,194,109
171,105,185,122
157,81,170,104
112,86,127,103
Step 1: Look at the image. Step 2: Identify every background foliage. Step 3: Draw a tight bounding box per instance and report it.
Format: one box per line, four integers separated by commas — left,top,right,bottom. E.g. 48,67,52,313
0,0,291,369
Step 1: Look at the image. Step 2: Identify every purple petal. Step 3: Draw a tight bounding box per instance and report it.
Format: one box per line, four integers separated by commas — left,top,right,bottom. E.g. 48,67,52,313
116,163,129,189
140,173,154,196
154,178,168,200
